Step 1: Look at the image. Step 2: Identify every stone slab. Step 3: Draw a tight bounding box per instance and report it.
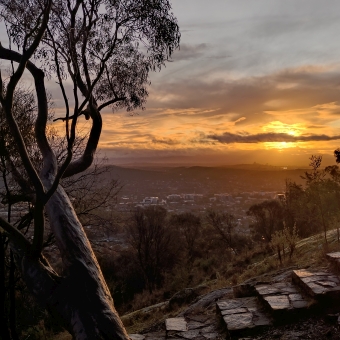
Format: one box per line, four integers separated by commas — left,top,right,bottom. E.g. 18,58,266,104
292,269,340,299
144,332,166,340
327,252,340,260
223,312,253,331
202,333,220,339
165,317,188,332
176,329,200,339
129,335,145,340
221,307,248,315
217,297,272,333
169,324,219,339
255,281,310,312
187,321,207,330
263,295,290,310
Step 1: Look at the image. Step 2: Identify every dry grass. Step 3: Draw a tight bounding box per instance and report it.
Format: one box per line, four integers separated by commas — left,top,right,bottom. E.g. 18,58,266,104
51,227,340,338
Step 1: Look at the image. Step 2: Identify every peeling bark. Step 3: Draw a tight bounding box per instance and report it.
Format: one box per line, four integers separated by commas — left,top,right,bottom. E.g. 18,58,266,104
41,180,129,339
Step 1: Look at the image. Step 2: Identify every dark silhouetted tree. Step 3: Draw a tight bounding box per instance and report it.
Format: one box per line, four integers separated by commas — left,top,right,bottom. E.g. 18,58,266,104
206,209,238,254
127,206,176,293
247,200,284,243
0,0,180,338
170,212,201,263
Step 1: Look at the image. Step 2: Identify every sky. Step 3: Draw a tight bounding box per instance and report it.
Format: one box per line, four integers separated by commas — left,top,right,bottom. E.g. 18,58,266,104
95,0,340,167
3,1,340,167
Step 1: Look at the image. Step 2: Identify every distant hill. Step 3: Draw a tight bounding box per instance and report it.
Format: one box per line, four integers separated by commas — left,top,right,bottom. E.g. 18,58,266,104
102,164,307,197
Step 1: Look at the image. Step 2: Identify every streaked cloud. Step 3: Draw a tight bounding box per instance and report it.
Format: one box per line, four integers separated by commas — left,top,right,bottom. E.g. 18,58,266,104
44,1,340,166
206,132,340,144
152,137,180,145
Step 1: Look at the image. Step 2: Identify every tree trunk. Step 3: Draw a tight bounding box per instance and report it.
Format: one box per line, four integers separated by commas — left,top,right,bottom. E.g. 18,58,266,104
9,251,19,340
0,233,11,340
14,183,129,340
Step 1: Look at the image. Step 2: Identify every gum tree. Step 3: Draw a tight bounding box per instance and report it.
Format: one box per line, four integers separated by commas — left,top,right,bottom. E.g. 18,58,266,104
0,0,180,338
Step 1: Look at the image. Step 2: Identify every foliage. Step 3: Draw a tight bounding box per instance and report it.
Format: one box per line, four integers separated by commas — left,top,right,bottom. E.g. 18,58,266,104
247,199,284,242
270,224,299,264
169,212,201,262
205,209,238,252
0,0,180,338
126,206,177,293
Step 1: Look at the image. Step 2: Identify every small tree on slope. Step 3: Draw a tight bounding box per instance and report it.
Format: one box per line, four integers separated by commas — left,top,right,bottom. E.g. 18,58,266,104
0,1,180,339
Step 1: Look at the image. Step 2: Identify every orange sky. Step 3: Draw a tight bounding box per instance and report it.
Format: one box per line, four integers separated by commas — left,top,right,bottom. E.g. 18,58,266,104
53,1,340,167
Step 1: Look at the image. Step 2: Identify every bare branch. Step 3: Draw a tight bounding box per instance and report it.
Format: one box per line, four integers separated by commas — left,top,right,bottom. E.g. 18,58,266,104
0,216,31,252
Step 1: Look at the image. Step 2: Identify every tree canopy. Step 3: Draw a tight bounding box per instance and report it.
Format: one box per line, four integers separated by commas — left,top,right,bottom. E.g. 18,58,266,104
0,1,180,338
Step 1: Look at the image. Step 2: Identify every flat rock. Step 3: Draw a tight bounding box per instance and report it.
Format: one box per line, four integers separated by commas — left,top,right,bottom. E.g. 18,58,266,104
176,329,201,339
221,307,248,315
223,312,253,331
255,281,310,312
217,297,272,333
327,252,340,260
202,333,220,339
129,335,145,340
167,319,219,339
263,295,290,310
145,332,166,340
292,269,340,298
165,317,188,332
187,320,207,330
144,332,166,340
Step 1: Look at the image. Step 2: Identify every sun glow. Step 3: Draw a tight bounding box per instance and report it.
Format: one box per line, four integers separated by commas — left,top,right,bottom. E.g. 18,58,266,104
264,141,296,150
262,121,305,136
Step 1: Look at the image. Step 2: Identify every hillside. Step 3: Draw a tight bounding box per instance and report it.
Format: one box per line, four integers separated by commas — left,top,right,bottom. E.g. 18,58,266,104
123,228,340,339
52,228,340,340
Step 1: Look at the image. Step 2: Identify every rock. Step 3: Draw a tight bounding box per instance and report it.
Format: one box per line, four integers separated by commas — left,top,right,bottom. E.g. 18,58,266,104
255,281,311,313
144,332,166,340
169,286,207,309
217,297,272,333
223,312,253,331
179,288,232,316
129,335,145,340
165,317,188,333
264,295,290,310
292,269,340,300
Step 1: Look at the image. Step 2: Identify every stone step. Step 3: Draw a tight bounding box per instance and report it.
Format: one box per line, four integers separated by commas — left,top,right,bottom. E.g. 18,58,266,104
129,332,166,340
292,269,340,308
164,316,220,339
216,297,272,336
255,281,311,316
326,252,340,272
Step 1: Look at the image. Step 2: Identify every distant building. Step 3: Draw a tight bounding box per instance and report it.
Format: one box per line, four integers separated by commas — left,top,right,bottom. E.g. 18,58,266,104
141,197,159,205
214,193,232,202
183,194,195,201
167,194,181,202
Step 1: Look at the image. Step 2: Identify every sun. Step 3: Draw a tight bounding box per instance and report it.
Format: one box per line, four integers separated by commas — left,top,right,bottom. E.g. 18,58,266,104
261,121,306,150
262,121,303,136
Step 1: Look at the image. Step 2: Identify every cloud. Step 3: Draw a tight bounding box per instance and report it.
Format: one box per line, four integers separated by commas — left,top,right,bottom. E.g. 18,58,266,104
207,132,340,144
152,137,180,145
234,117,246,125
172,43,208,61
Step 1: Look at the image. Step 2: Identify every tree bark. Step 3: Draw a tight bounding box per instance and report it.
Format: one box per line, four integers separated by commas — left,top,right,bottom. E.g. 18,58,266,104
48,184,129,339
9,251,19,340
0,233,11,340
15,180,129,339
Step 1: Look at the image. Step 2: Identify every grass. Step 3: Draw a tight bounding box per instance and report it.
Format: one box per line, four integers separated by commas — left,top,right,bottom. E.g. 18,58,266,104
49,227,340,338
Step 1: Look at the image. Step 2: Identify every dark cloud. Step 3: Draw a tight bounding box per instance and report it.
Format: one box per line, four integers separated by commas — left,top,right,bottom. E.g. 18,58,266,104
207,132,340,144
152,137,180,145
145,66,340,126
